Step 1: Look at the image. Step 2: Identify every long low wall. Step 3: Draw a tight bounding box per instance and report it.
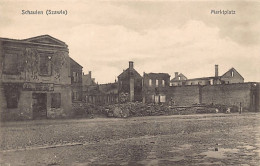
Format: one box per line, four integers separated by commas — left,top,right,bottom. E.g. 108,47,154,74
201,83,253,111
167,86,200,106
167,82,259,112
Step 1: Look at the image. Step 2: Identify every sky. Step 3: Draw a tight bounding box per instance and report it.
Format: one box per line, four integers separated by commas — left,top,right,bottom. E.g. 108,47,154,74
0,0,260,83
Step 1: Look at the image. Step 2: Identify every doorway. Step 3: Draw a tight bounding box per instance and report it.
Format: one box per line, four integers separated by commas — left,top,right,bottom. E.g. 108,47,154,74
32,93,47,119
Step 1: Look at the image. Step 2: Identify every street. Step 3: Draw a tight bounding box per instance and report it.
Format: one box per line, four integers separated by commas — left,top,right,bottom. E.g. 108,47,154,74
0,113,260,166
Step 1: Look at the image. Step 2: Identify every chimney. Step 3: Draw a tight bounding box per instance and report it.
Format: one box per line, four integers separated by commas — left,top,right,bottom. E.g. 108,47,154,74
129,61,134,102
129,61,134,70
89,71,92,78
175,72,179,78
215,65,218,77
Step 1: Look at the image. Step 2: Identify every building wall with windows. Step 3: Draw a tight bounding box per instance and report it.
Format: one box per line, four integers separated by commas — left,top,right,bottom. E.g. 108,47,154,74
70,58,83,102
0,35,73,120
142,72,170,103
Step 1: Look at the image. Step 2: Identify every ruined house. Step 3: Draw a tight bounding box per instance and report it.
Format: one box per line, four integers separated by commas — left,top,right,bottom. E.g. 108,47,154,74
0,35,76,120
142,72,170,103
170,72,187,86
118,61,142,102
82,71,96,101
82,71,118,105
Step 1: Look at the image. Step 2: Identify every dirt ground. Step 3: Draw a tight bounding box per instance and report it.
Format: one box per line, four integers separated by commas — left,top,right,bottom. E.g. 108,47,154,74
0,113,260,166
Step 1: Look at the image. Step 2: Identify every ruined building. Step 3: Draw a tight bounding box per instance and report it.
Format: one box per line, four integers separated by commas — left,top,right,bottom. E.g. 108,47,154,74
82,71,118,105
70,57,83,102
142,72,170,103
118,61,142,102
0,35,82,120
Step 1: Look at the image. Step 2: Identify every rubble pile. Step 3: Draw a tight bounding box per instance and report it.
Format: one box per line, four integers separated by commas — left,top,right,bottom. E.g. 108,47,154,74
73,102,240,118
102,103,240,118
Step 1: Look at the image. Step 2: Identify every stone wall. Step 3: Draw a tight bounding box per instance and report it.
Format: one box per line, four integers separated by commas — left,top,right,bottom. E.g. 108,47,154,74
167,86,201,106
201,83,254,111
165,82,259,112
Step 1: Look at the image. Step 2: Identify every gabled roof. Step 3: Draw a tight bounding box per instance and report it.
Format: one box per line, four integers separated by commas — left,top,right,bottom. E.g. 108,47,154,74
70,57,83,68
23,35,67,47
0,35,67,47
221,67,244,79
171,67,243,82
171,73,187,81
118,68,142,78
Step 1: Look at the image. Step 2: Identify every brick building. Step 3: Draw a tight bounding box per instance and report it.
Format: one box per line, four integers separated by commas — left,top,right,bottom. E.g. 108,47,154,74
118,61,142,102
0,35,75,120
142,72,170,103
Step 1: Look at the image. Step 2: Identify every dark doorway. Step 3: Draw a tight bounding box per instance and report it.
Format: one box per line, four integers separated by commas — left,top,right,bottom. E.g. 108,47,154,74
32,93,47,119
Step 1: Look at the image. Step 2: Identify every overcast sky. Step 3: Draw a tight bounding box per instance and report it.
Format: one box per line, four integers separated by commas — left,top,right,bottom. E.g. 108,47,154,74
1,0,260,83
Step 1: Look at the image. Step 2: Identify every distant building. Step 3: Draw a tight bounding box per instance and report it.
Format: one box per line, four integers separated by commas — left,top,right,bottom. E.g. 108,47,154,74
84,82,118,105
82,71,96,102
118,61,142,102
0,35,73,120
82,71,118,105
70,58,83,102
170,72,187,86
170,65,244,86
82,71,96,88
220,67,244,84
142,72,170,103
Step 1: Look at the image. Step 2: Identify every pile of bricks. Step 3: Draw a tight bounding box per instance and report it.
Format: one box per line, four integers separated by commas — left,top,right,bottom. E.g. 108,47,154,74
72,102,240,118
103,103,240,118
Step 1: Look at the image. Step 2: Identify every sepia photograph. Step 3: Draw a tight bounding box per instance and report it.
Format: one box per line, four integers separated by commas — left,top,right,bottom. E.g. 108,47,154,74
0,0,260,165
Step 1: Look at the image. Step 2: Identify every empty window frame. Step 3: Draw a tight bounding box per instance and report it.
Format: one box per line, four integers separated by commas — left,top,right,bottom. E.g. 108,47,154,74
3,53,19,74
149,79,152,87
160,95,166,103
39,54,52,76
51,93,61,108
73,72,79,83
231,71,234,77
162,80,165,87
72,91,80,101
156,79,159,87
154,95,159,103
6,91,19,108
